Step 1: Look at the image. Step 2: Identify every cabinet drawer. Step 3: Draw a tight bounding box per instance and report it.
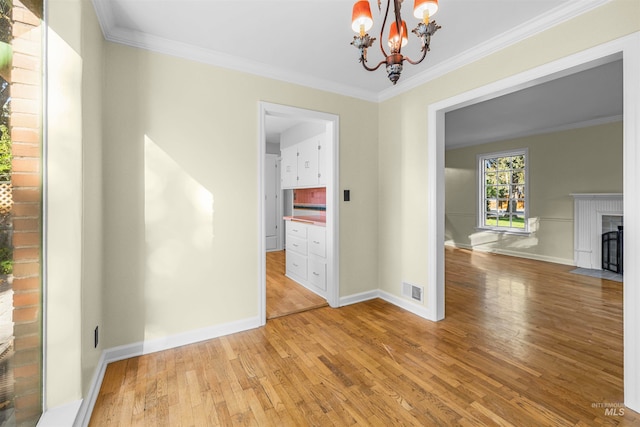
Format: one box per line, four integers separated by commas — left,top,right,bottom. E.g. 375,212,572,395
286,236,307,256
308,226,326,258
286,251,307,279
308,258,326,291
286,221,308,239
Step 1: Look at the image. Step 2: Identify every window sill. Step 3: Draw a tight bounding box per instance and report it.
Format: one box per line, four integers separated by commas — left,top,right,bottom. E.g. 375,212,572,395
475,227,532,237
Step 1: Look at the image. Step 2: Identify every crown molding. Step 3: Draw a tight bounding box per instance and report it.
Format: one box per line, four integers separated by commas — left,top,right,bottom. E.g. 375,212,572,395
378,0,612,102
91,0,379,103
92,0,611,104
446,114,623,150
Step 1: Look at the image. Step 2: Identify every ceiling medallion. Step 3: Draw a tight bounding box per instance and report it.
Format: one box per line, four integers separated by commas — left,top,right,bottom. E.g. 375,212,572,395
351,0,441,85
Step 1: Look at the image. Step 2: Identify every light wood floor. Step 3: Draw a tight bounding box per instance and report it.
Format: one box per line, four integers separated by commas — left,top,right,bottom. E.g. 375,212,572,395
89,247,639,426
266,250,328,319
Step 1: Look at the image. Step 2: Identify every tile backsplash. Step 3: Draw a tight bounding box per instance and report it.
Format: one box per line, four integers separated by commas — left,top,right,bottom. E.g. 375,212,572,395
294,187,326,206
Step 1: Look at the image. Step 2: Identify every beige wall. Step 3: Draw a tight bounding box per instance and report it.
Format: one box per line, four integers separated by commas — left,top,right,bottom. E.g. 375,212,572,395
43,0,640,413
378,0,639,307
101,44,379,348
47,0,83,409
80,0,105,396
445,122,623,263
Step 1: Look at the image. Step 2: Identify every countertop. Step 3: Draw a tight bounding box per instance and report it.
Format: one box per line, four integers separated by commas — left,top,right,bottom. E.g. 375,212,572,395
283,216,326,227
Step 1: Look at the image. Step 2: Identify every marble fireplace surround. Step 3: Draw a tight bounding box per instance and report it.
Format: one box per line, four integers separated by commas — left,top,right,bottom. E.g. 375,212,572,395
571,193,623,270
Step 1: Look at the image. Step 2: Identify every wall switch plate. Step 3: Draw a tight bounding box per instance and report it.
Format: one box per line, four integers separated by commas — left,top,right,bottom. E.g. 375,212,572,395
344,189,350,201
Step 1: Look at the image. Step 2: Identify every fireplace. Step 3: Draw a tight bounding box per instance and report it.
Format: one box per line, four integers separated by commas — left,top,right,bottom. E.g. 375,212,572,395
571,193,623,270
602,226,623,274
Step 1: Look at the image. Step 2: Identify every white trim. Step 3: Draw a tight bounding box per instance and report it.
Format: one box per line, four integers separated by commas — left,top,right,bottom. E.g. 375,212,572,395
570,193,623,199
101,25,378,103
428,32,640,413
445,242,574,267
378,290,434,320
427,99,445,321
447,114,624,150
258,102,340,317
41,0,50,416
622,31,640,411
36,400,82,427
339,290,379,307
90,0,610,103
258,104,267,326
379,0,611,101
477,148,529,233
74,316,261,427
339,289,436,321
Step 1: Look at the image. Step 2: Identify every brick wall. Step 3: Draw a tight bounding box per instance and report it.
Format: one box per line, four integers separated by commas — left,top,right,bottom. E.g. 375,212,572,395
10,0,42,424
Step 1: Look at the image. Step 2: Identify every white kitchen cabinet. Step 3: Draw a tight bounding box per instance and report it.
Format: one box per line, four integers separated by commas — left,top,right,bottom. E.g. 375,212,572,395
297,136,320,187
317,136,326,186
286,250,307,279
286,235,307,256
308,258,326,291
285,220,327,296
280,134,326,189
308,225,326,258
281,145,298,189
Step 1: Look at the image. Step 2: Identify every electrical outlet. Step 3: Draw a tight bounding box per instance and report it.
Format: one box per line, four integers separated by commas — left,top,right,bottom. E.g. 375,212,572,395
94,326,99,348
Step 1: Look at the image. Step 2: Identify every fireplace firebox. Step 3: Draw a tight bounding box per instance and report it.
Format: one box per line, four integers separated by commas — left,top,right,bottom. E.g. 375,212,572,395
602,226,623,274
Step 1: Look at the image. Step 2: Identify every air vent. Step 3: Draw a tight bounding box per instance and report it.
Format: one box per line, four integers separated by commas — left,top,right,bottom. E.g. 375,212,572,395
402,282,424,303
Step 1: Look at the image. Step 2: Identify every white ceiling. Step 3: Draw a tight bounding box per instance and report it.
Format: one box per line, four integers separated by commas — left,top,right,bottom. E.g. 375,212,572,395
445,59,623,149
92,0,620,147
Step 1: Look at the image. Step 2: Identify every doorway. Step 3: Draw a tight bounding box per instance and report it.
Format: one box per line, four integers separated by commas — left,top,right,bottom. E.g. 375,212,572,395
258,102,339,324
427,35,640,409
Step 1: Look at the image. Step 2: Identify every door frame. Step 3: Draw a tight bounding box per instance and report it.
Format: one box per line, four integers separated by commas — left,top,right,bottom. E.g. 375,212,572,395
264,153,282,251
427,33,640,410
258,102,340,325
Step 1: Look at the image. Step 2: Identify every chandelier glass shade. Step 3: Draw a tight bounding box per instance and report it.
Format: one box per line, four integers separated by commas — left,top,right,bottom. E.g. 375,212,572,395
350,0,441,85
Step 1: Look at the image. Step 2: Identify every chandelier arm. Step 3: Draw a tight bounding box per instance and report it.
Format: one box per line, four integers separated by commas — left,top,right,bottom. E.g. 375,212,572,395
403,47,428,66
361,58,387,72
378,0,392,58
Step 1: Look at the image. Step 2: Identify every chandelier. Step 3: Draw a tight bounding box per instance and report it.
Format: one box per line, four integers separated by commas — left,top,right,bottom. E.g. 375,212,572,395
350,0,441,84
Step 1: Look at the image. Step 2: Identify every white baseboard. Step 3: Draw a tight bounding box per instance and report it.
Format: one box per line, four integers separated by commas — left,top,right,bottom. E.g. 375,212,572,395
37,399,82,427
74,315,261,426
446,242,574,266
339,290,379,306
340,289,436,321
378,290,434,320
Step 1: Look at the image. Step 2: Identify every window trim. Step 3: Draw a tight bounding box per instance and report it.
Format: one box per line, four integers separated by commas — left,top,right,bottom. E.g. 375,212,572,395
477,148,530,235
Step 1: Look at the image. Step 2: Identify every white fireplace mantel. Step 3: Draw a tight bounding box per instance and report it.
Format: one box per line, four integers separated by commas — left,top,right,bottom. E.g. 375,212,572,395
571,193,623,269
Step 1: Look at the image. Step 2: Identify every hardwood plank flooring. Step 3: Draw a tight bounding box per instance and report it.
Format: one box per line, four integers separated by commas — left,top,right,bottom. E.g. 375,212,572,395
89,247,639,426
266,250,328,319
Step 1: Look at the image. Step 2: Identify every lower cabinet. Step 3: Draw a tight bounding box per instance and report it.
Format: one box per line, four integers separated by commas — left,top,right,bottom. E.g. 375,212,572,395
285,220,327,296
308,257,326,291
286,251,307,279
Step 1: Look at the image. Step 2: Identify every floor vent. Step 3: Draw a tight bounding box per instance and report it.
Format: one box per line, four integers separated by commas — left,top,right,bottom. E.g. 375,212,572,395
402,282,424,303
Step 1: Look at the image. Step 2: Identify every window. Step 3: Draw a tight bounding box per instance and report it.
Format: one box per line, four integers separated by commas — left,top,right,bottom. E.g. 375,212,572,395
478,149,528,233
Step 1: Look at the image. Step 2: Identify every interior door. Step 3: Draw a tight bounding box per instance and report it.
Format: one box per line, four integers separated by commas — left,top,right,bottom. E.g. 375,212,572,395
265,154,279,250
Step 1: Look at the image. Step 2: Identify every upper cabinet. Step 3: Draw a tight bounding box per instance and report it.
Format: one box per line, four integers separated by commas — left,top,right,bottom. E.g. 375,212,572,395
281,145,298,189
281,134,326,189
